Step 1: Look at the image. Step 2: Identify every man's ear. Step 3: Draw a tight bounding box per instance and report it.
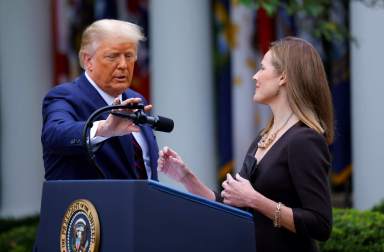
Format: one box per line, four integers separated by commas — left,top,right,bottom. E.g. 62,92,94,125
82,53,93,71
278,72,287,86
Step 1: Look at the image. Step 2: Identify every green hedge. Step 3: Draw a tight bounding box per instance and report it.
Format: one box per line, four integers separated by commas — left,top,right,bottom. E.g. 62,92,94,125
0,225,37,252
0,215,39,233
320,208,384,252
0,215,39,252
372,200,384,215
1,207,384,252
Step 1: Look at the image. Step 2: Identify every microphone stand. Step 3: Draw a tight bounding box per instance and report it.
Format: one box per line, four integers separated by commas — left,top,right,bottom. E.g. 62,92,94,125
81,103,144,178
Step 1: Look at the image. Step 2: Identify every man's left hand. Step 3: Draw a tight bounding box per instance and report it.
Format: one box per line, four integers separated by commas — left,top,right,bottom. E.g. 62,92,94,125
96,97,152,137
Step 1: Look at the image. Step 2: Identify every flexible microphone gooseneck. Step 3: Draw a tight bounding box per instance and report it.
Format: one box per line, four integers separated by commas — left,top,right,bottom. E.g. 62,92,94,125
82,103,174,178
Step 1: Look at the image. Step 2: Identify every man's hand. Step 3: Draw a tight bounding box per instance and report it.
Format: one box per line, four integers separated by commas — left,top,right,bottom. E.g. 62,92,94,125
95,97,152,138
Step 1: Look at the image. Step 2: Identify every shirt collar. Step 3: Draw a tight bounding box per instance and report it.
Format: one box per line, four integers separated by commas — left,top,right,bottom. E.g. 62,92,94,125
85,71,122,105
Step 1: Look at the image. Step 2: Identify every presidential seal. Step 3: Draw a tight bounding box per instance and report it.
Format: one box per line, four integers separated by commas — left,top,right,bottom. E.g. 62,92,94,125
60,199,100,252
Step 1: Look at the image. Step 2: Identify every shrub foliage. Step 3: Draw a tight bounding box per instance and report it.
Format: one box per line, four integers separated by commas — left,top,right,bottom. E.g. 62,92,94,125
0,225,37,252
320,208,384,252
372,200,384,215
1,207,384,251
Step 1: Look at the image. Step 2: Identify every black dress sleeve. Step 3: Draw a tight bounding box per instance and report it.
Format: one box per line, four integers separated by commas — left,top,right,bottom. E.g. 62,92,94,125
287,128,332,241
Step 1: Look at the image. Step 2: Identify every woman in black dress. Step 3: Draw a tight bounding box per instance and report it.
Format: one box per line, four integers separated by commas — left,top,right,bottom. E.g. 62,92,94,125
158,37,333,252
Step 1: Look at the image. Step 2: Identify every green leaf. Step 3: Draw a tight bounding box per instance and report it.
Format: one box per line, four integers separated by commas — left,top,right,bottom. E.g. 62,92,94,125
304,3,325,17
239,0,259,10
261,0,280,16
285,0,302,15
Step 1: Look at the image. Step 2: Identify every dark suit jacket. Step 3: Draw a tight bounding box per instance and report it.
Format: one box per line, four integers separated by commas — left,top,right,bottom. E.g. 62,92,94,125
41,73,159,180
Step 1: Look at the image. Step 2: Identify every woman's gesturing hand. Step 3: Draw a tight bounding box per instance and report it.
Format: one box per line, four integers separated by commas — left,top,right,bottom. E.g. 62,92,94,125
158,146,190,182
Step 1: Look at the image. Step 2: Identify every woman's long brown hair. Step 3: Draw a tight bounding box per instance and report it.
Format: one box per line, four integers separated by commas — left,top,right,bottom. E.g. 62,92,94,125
264,37,334,144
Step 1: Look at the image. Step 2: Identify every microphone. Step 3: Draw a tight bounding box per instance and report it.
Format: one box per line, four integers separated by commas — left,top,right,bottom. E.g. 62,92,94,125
82,103,174,179
111,110,174,133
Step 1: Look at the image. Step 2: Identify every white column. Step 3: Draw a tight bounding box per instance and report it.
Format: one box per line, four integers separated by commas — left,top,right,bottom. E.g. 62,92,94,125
0,0,51,217
231,4,271,173
150,0,216,190
351,1,384,209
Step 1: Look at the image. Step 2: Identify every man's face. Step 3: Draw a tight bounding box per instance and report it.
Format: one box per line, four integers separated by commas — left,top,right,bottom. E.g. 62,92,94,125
84,39,137,97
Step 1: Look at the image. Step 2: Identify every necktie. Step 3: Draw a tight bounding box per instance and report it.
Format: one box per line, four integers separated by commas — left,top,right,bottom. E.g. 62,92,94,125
130,134,148,179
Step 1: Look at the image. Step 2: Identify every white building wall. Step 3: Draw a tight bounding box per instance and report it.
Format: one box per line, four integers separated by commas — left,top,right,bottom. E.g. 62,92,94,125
0,0,51,217
351,1,384,209
150,0,216,190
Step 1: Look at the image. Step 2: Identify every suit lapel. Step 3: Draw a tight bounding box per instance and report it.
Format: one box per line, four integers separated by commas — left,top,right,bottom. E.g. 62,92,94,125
78,74,109,120
79,74,138,177
118,134,139,178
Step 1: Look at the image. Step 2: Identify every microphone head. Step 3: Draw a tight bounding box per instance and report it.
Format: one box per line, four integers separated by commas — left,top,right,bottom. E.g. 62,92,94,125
153,116,174,132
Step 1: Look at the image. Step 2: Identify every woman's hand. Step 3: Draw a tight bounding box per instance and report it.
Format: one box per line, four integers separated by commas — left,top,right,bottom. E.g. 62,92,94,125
158,146,190,182
96,97,152,137
158,146,215,200
221,173,259,208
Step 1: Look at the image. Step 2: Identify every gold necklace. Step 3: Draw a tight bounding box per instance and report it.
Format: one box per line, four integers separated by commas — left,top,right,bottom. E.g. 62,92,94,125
258,113,293,149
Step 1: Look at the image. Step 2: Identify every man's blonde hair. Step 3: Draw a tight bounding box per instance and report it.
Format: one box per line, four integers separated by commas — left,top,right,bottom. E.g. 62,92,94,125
78,19,145,68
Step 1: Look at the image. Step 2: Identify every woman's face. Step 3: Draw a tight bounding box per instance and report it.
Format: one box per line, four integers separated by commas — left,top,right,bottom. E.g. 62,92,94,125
252,50,283,105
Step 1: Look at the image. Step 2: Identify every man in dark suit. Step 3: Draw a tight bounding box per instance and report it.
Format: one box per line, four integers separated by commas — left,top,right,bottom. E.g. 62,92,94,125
42,19,159,181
